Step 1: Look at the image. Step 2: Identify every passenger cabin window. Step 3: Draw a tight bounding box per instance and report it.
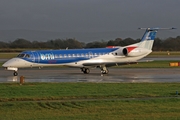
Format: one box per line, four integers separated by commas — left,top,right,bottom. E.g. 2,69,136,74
55,54,58,58
89,52,93,56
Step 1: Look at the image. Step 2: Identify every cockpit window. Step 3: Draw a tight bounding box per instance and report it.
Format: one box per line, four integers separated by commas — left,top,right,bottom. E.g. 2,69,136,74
25,54,30,58
17,54,25,58
17,54,30,58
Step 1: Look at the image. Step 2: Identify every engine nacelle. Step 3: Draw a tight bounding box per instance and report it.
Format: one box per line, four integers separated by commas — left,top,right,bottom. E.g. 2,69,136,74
113,47,127,56
122,47,151,57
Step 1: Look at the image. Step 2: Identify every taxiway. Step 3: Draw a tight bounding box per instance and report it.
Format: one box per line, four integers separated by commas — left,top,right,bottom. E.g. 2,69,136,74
0,68,180,83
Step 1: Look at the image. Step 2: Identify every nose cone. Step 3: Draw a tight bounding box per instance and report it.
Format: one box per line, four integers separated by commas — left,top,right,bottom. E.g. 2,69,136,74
2,58,22,67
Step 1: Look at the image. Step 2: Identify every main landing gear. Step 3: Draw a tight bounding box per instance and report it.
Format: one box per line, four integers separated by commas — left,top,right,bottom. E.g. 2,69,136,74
81,68,90,74
81,65,109,75
99,66,109,74
13,71,18,76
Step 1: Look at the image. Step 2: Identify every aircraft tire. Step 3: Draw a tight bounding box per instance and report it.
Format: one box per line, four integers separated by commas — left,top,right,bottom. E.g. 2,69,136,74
13,71,18,76
84,68,90,74
101,70,109,74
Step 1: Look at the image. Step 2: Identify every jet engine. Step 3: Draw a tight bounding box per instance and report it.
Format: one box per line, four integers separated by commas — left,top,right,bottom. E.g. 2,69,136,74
122,47,150,57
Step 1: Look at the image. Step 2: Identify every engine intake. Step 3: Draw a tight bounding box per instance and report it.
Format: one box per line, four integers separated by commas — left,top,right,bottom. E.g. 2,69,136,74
122,48,128,56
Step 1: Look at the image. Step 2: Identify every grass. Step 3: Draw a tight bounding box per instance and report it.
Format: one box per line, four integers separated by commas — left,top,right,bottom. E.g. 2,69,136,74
1,98,180,120
0,83,180,119
0,83,179,101
0,53,18,59
149,51,180,56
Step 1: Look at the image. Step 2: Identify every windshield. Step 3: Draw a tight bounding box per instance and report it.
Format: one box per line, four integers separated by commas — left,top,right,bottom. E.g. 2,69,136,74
17,54,30,58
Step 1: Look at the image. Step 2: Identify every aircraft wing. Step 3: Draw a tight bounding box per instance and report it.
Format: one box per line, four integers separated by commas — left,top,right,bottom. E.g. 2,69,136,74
138,59,154,62
83,60,153,67
83,62,138,67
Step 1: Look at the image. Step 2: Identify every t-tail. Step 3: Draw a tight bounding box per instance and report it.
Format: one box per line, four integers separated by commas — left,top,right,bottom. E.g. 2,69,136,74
137,27,176,50
123,27,175,57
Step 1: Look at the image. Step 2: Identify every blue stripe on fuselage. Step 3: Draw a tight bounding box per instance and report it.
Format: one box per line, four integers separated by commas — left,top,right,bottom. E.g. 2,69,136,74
19,48,118,64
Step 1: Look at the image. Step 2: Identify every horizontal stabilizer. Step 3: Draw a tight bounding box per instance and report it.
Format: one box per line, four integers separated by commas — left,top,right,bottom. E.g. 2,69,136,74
138,27,176,31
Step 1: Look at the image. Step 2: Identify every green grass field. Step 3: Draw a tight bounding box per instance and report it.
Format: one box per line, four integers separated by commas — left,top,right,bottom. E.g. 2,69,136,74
0,53,19,59
148,51,180,56
0,83,180,120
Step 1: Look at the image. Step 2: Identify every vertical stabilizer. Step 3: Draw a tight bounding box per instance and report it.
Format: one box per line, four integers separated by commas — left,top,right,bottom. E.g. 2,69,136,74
138,28,157,50
138,27,175,50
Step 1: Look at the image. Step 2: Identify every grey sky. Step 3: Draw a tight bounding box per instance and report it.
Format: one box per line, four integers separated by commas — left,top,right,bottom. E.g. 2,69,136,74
0,0,180,41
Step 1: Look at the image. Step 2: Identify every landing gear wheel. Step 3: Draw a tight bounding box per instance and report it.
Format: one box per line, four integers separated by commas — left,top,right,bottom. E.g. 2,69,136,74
101,69,109,74
13,71,18,76
99,65,109,74
81,68,90,74
84,68,90,74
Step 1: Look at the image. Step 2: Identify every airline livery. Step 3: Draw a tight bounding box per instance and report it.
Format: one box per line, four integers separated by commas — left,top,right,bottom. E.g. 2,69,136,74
2,28,175,76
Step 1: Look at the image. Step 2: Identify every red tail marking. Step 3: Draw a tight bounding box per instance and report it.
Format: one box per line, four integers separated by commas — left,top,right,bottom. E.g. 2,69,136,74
106,46,115,48
127,47,136,53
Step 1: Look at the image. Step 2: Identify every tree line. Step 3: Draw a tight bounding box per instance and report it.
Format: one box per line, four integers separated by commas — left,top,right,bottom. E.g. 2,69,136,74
0,36,180,51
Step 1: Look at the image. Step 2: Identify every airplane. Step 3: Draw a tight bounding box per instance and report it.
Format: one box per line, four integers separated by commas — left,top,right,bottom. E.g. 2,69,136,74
2,27,175,76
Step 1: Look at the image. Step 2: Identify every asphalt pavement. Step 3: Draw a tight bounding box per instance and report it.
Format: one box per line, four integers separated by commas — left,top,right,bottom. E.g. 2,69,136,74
0,67,180,83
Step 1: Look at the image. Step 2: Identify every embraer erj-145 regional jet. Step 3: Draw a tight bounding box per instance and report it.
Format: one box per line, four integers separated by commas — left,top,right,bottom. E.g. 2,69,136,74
2,27,175,76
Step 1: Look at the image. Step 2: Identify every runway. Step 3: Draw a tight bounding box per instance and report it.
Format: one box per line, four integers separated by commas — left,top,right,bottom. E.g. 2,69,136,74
0,68,180,83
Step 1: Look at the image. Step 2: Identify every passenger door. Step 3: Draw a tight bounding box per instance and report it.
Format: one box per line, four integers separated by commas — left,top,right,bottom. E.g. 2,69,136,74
31,51,40,63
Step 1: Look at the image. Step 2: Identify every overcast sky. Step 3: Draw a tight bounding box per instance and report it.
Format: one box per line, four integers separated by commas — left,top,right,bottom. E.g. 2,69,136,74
0,0,180,41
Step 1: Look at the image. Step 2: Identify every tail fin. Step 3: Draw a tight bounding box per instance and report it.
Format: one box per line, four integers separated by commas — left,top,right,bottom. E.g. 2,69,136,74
138,27,175,50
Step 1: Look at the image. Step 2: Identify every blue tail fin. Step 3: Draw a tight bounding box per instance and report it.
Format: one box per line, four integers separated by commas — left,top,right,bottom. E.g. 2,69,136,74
138,28,157,50
138,27,175,50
